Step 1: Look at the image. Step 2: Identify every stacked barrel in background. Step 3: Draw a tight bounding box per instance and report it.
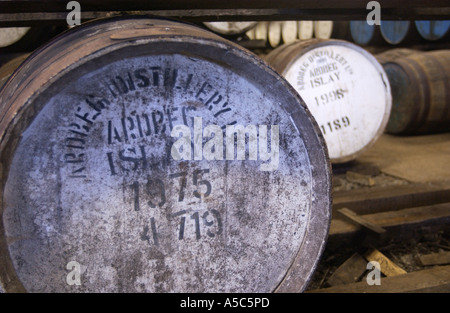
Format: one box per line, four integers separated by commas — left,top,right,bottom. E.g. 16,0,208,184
203,20,450,48
206,20,343,48
256,19,449,163
376,49,450,135
347,20,450,46
266,39,392,163
0,26,65,64
0,54,29,88
0,27,31,51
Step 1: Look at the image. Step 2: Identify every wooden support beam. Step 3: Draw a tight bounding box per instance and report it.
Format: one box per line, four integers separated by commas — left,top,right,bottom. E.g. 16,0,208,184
327,253,368,286
0,1,449,26
330,202,450,237
345,171,376,187
338,208,387,235
1,0,449,12
419,251,450,266
333,182,450,215
327,203,450,250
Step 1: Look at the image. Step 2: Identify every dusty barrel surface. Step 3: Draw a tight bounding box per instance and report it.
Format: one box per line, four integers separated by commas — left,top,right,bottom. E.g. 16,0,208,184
383,50,450,135
266,39,392,163
0,17,331,293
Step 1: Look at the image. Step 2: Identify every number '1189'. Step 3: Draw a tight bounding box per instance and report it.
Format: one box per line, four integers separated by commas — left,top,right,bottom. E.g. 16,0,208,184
320,116,350,135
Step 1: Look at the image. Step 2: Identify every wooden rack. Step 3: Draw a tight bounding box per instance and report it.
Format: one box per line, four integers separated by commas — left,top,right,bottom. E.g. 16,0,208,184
0,0,449,26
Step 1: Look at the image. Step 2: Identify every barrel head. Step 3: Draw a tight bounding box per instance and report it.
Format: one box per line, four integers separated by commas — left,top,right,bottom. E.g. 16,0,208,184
0,17,331,293
276,40,391,163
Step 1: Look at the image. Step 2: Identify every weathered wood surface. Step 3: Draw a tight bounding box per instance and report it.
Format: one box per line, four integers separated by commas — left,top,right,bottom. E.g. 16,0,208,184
364,249,407,276
419,251,450,266
332,182,450,215
331,202,450,235
327,253,368,286
338,208,386,235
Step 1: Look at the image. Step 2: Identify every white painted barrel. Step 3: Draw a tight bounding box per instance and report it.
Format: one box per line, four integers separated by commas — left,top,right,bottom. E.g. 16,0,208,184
298,21,314,40
266,39,392,163
254,21,269,41
0,26,65,54
0,27,30,48
0,17,331,293
245,27,256,40
203,21,258,36
314,21,334,39
281,21,298,44
268,21,282,48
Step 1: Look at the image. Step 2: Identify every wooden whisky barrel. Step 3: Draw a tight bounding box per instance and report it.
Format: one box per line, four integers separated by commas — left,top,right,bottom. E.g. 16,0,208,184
0,54,30,89
380,21,411,45
254,21,269,41
415,20,450,41
266,39,392,163
298,21,314,40
281,21,298,45
314,21,334,39
375,48,420,64
0,16,331,293
268,21,282,48
383,50,450,135
380,21,423,45
349,21,384,46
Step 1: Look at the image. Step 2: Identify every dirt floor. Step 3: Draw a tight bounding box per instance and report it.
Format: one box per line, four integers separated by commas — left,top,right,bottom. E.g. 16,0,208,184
306,218,450,291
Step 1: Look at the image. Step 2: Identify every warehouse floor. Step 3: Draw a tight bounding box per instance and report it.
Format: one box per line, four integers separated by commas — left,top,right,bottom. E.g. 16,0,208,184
306,132,450,292
358,132,450,184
